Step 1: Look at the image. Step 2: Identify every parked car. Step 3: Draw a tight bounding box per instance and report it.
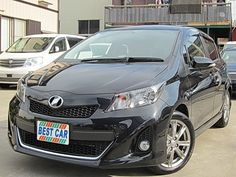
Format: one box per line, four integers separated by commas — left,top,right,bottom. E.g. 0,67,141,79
8,25,231,175
0,34,85,86
223,41,236,50
221,48,236,92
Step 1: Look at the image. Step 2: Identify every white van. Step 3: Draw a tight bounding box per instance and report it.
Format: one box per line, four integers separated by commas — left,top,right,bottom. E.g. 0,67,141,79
0,34,86,85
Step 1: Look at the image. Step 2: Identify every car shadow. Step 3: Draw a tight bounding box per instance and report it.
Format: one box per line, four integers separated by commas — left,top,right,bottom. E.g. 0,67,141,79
16,156,153,177
231,93,236,100
0,84,17,90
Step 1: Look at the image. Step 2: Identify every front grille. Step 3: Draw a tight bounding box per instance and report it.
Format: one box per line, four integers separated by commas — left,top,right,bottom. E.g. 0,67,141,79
0,77,20,82
29,99,98,118
19,129,111,157
0,59,26,68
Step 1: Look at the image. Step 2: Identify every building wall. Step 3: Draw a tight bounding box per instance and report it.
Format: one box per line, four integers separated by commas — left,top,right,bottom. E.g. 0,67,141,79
0,0,58,33
230,0,236,26
0,0,58,51
59,0,112,35
20,0,58,11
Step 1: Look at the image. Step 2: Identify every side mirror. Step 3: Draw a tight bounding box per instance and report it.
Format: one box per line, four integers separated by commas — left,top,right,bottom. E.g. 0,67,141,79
192,56,215,69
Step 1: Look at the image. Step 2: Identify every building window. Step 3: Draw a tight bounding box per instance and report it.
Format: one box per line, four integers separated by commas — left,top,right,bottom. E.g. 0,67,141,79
14,19,26,42
78,20,100,34
1,17,26,52
1,17,11,51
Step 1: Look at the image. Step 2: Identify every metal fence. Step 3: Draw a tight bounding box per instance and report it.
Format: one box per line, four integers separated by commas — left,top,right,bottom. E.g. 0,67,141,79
105,3,232,26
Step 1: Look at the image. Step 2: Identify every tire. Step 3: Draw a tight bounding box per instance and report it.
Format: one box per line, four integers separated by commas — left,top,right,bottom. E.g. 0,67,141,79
148,111,195,175
213,91,231,128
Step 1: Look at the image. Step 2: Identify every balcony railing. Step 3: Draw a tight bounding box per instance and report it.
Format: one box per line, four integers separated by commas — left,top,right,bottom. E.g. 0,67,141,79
105,3,232,27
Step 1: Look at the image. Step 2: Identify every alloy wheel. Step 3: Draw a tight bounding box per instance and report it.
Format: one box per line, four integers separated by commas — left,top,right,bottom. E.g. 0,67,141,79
161,119,191,168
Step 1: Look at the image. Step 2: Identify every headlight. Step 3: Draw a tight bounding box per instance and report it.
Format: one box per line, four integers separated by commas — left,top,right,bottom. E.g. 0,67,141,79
24,57,43,67
17,80,26,102
107,82,165,111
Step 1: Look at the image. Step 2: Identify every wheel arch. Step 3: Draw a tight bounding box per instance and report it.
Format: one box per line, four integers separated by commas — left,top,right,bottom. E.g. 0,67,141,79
175,104,189,118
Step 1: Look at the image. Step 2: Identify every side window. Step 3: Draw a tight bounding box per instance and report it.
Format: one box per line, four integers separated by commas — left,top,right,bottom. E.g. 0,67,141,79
186,36,205,60
67,37,82,48
50,38,67,53
202,37,219,60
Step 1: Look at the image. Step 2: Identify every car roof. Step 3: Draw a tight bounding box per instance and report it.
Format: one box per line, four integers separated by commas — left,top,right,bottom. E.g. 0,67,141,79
25,34,86,39
103,25,213,42
104,25,196,33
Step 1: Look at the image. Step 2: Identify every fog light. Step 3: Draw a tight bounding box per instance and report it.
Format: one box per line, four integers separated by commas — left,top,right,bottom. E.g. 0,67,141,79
138,140,150,151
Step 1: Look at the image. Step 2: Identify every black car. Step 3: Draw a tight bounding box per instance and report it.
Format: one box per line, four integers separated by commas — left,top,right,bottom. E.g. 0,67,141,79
8,25,231,174
221,47,236,92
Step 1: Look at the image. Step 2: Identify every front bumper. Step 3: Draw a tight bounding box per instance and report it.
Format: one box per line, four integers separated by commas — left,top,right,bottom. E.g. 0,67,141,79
0,66,38,84
8,95,171,168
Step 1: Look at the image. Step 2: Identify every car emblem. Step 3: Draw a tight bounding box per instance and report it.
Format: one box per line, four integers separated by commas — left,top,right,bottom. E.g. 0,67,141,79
48,95,63,109
8,59,13,64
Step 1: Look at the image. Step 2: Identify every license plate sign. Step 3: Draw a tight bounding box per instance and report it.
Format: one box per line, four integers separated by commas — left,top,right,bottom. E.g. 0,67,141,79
37,121,69,145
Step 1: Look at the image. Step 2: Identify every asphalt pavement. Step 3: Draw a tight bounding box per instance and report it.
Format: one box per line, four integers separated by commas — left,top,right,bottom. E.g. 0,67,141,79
0,87,236,177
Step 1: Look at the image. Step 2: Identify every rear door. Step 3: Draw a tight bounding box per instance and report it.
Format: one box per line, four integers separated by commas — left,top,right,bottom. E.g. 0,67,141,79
201,35,225,116
185,34,215,129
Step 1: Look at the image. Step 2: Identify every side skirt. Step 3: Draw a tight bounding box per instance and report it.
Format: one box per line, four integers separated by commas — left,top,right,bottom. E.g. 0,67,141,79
194,112,222,137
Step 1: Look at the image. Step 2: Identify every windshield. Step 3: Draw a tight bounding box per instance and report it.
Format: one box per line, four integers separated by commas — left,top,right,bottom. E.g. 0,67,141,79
62,30,179,62
7,37,54,53
222,50,236,63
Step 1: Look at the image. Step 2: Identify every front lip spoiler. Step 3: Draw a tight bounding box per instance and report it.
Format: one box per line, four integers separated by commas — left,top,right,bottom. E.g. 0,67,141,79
16,128,114,161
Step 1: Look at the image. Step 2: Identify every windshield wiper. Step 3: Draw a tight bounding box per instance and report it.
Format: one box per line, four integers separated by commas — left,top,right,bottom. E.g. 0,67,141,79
81,58,127,63
126,57,164,62
80,57,164,63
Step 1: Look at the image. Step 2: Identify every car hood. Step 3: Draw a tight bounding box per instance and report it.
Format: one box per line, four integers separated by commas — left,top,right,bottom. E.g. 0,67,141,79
0,51,44,59
26,61,168,94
